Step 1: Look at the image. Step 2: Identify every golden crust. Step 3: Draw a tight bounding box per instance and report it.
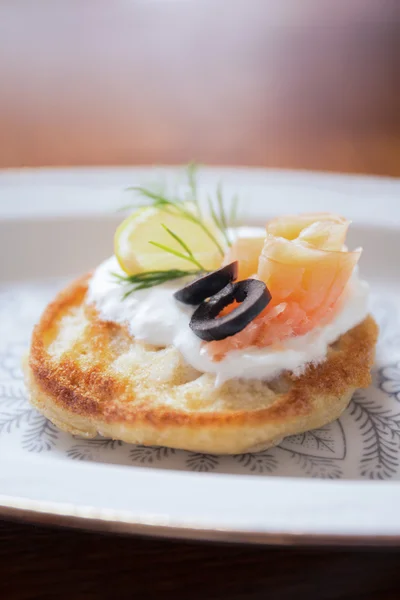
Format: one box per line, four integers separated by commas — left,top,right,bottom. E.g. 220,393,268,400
26,275,379,454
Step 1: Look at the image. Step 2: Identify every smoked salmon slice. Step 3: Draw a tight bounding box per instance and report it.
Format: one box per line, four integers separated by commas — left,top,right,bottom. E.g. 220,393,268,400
207,213,361,360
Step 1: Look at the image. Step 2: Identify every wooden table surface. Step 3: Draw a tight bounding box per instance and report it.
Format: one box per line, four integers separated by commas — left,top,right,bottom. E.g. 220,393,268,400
1,520,400,600
1,2,400,599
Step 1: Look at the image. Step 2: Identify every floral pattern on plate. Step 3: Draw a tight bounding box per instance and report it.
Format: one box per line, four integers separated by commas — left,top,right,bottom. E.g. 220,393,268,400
1,281,400,480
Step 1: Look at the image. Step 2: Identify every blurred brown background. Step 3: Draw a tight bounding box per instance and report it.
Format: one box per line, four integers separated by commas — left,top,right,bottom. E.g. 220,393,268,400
0,0,399,175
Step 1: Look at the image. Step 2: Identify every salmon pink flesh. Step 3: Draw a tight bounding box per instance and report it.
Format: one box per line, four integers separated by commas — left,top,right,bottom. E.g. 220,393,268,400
206,213,362,360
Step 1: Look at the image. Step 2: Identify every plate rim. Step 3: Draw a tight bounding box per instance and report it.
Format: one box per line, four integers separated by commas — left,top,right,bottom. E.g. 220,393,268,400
1,165,400,545
1,495,400,547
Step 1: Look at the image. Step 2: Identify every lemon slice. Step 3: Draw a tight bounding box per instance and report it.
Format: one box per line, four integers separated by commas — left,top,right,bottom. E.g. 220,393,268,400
115,204,225,275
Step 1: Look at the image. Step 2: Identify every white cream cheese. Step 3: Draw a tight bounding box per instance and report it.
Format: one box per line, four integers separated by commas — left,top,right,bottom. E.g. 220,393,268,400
87,228,370,385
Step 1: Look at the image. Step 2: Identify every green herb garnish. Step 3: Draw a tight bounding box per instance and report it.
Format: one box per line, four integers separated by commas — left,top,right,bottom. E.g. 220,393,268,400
115,164,240,296
125,164,238,254
113,269,201,299
128,185,225,257
149,224,207,271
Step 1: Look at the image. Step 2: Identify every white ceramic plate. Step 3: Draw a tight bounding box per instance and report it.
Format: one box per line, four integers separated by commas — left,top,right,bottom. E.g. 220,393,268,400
1,167,400,546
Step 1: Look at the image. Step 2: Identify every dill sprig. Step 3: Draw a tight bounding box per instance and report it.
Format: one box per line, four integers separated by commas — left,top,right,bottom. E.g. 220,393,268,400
207,182,232,248
113,269,201,299
149,224,207,271
115,225,208,297
186,161,201,218
128,185,225,256
115,165,241,296
125,164,239,255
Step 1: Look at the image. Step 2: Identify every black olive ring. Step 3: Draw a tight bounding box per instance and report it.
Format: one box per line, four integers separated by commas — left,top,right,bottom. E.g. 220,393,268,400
174,262,239,305
189,279,272,342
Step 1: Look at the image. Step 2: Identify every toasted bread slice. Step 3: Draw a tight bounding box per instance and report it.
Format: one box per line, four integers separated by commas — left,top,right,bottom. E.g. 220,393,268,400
26,275,378,454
